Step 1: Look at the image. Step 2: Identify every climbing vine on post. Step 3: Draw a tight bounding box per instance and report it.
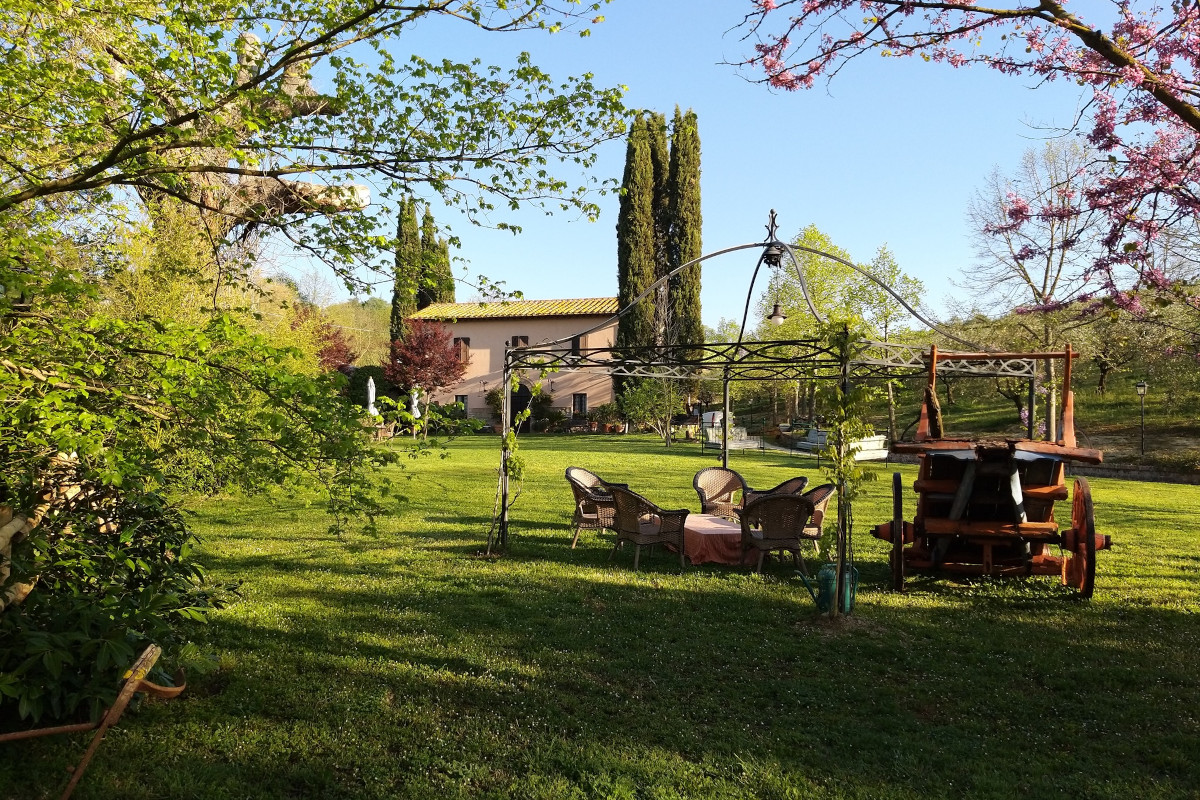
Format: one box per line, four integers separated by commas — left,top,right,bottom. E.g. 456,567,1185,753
818,322,881,618
491,365,555,553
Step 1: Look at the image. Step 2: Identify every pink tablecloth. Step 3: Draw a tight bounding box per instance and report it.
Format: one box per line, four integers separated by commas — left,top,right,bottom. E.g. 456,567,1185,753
684,514,749,565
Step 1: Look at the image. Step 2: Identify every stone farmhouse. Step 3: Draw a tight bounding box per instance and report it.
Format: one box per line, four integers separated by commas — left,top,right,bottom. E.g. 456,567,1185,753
408,298,619,422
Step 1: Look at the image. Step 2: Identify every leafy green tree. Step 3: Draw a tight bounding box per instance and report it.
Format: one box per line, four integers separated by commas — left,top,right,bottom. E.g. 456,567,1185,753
760,225,867,338
858,245,923,440
619,378,684,447
666,107,703,359
757,225,862,420
0,0,624,722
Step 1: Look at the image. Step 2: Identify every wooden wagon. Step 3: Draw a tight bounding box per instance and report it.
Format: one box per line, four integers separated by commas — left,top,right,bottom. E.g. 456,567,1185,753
874,345,1112,597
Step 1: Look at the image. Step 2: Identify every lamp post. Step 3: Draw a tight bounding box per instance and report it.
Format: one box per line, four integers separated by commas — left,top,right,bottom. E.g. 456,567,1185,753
1136,380,1148,455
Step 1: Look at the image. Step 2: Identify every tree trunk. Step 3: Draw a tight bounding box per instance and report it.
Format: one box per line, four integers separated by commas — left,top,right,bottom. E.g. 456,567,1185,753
422,396,433,441
1045,359,1058,442
1096,358,1111,394
886,381,897,442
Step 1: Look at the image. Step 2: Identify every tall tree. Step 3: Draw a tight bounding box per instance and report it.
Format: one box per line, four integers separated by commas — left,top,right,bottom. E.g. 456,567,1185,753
615,114,658,393
758,225,880,420
438,239,454,303
418,205,455,308
647,112,671,344
391,198,421,341
740,0,1200,327
965,141,1104,438
667,107,704,358
859,245,924,441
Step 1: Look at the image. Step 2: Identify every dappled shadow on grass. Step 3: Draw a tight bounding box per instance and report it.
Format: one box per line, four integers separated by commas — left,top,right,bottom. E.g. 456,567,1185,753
11,449,1198,800
10,534,1199,800
33,538,1195,800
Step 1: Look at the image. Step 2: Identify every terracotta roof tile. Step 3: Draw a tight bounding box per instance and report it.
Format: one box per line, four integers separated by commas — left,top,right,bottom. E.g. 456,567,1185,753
410,297,618,320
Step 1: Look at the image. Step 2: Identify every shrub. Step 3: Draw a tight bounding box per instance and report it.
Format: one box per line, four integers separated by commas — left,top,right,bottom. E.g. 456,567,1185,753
484,387,504,420
0,492,231,722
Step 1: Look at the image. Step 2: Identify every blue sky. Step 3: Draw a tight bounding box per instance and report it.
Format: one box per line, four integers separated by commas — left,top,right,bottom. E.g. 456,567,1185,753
340,2,1092,329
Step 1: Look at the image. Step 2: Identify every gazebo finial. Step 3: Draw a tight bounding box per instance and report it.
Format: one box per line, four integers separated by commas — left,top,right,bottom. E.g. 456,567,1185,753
764,209,780,243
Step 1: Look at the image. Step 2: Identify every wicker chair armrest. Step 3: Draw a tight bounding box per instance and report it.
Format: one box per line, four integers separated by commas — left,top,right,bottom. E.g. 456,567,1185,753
656,508,689,533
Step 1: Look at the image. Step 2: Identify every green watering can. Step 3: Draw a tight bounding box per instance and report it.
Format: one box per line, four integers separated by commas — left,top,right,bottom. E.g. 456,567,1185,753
800,563,858,614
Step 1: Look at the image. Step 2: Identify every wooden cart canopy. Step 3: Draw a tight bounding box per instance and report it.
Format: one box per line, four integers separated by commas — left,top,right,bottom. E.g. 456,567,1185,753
891,439,1103,465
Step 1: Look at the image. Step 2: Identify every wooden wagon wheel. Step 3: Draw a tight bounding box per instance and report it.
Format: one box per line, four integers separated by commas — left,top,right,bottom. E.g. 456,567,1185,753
891,471,906,592
1062,477,1097,598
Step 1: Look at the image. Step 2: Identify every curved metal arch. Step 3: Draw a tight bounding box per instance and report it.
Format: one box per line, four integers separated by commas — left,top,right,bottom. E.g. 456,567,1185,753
524,223,979,355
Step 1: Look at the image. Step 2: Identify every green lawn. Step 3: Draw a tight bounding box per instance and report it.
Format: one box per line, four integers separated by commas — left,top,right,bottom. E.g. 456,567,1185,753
4,434,1200,800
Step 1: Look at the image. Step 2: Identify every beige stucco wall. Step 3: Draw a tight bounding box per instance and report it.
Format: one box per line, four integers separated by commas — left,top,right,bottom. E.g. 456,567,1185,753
424,315,617,419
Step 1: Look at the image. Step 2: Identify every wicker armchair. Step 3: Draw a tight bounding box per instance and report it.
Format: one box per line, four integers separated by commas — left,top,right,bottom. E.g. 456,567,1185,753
609,486,689,571
693,467,748,517
744,476,809,506
565,467,625,548
801,483,836,548
738,494,817,574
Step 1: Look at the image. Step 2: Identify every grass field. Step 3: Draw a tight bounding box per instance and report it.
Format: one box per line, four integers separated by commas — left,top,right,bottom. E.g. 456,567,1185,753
4,434,1200,800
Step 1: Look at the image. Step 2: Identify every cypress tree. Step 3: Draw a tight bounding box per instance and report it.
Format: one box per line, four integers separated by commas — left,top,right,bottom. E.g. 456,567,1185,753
437,237,454,303
615,114,657,394
647,112,671,344
389,196,421,342
667,107,703,357
417,205,455,308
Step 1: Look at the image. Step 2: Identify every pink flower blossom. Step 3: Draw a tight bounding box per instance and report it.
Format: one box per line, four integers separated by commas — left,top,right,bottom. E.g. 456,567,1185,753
741,0,1200,316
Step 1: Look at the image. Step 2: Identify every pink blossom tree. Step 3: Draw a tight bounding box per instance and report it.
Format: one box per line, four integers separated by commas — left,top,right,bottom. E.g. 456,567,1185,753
741,1,1200,323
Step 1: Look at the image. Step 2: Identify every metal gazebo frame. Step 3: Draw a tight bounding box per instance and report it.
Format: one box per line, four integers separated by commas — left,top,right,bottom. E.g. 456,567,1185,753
494,212,1059,614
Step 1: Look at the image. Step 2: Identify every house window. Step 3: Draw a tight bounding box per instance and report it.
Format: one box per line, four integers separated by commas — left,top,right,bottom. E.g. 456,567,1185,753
572,393,588,418
453,337,470,362
454,394,468,410
510,335,529,348
570,335,581,356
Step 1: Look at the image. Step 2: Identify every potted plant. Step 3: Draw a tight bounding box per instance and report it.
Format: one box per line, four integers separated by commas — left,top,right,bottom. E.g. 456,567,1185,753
585,408,600,432
484,386,504,431
594,402,621,433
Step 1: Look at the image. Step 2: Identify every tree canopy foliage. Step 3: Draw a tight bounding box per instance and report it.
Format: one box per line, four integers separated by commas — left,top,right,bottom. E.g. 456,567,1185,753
0,0,625,721
741,0,1200,322
666,107,704,360
615,109,703,398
